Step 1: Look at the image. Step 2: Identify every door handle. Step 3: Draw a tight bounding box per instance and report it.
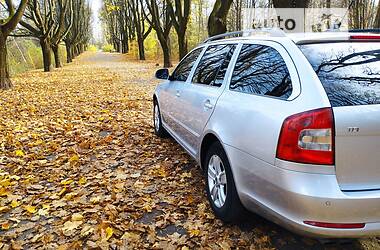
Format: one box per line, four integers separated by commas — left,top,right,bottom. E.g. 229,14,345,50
204,100,214,109
176,90,180,97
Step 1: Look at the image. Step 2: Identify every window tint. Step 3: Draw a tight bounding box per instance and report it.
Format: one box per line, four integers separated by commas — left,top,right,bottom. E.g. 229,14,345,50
230,44,292,99
214,46,236,87
299,43,380,107
192,45,236,86
171,48,203,82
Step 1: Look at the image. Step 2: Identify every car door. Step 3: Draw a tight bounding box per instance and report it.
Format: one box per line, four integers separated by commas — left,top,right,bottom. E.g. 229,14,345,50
160,47,204,134
174,44,237,154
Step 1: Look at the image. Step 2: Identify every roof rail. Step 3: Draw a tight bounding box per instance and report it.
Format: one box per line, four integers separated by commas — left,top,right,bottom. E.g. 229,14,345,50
349,28,380,33
203,28,287,43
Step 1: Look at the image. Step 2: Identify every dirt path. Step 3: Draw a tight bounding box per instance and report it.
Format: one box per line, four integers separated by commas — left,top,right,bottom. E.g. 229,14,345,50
0,52,379,249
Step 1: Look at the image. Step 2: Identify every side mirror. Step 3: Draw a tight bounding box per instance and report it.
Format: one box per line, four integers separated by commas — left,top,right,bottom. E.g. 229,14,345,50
155,68,169,80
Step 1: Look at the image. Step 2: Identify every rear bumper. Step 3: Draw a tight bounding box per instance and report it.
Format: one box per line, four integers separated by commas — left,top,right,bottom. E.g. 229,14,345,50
240,192,380,238
224,144,380,238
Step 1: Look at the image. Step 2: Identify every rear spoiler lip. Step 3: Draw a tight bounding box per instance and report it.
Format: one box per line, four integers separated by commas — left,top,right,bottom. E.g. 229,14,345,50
296,39,380,45
295,31,380,45
349,28,380,33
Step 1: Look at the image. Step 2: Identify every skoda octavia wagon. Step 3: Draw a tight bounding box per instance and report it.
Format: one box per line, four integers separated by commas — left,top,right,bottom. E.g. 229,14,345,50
152,29,380,238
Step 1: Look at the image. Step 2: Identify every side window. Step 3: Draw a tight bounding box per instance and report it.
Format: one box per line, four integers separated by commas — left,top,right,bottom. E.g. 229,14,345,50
230,44,293,99
171,48,203,82
192,44,236,87
213,46,236,87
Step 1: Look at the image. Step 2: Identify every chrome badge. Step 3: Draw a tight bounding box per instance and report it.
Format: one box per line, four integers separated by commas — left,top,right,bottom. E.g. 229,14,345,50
348,127,360,133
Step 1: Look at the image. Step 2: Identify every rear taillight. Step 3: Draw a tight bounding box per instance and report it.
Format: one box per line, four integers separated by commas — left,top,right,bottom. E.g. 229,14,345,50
276,108,335,165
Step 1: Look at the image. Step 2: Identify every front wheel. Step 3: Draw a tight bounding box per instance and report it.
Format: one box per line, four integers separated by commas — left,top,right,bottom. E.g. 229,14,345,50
153,101,168,138
204,141,246,223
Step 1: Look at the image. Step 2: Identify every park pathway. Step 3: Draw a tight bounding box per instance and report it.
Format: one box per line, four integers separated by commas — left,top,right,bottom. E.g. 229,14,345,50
0,52,378,249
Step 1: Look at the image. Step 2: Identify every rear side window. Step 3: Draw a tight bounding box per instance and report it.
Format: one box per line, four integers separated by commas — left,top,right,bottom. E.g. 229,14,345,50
192,44,236,87
171,47,203,82
299,43,380,107
230,44,292,99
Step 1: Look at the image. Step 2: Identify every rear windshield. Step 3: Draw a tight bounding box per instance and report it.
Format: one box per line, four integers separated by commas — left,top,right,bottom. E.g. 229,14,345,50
299,42,380,107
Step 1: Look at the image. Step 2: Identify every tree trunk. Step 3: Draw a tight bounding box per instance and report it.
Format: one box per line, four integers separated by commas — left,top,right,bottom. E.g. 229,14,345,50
122,39,128,54
237,0,242,31
73,45,79,57
177,31,188,60
375,3,380,28
40,38,52,72
125,40,129,53
272,0,309,8
0,32,12,90
160,37,172,68
163,46,171,68
71,46,76,59
65,42,72,63
112,41,117,52
117,42,121,53
114,40,120,53
208,0,234,37
52,45,62,68
155,31,172,67
137,35,146,60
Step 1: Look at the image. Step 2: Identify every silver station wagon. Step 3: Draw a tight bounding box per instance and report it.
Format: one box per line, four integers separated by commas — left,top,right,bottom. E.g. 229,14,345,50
152,29,380,238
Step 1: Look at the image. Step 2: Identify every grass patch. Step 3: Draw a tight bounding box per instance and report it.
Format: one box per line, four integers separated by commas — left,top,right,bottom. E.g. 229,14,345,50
7,38,67,76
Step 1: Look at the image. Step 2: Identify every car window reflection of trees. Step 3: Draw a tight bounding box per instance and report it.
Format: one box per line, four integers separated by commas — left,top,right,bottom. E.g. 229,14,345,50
302,45,380,107
192,45,235,86
172,48,203,82
230,45,292,99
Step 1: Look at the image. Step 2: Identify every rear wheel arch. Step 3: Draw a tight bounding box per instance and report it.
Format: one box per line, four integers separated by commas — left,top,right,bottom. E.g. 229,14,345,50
200,133,220,170
200,133,240,189
200,133,233,172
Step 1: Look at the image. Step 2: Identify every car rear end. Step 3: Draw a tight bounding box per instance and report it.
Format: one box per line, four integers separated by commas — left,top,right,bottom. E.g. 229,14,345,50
298,34,380,192
267,33,380,238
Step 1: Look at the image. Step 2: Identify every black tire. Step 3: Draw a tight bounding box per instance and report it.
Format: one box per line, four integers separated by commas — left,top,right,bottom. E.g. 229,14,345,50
153,100,168,138
204,141,246,223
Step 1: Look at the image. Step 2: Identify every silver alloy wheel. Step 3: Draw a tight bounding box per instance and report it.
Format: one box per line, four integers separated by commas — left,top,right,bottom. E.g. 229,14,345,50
154,104,160,132
208,155,227,208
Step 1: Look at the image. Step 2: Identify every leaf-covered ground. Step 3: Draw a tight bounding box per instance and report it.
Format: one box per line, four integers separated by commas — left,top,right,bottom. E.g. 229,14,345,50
1,52,380,249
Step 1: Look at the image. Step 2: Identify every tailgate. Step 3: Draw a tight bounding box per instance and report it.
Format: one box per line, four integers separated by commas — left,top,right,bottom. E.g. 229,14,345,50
299,41,380,190
334,105,380,191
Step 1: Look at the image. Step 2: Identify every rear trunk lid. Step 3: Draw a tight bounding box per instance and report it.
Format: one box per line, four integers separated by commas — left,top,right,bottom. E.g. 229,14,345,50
334,105,380,191
299,41,380,191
